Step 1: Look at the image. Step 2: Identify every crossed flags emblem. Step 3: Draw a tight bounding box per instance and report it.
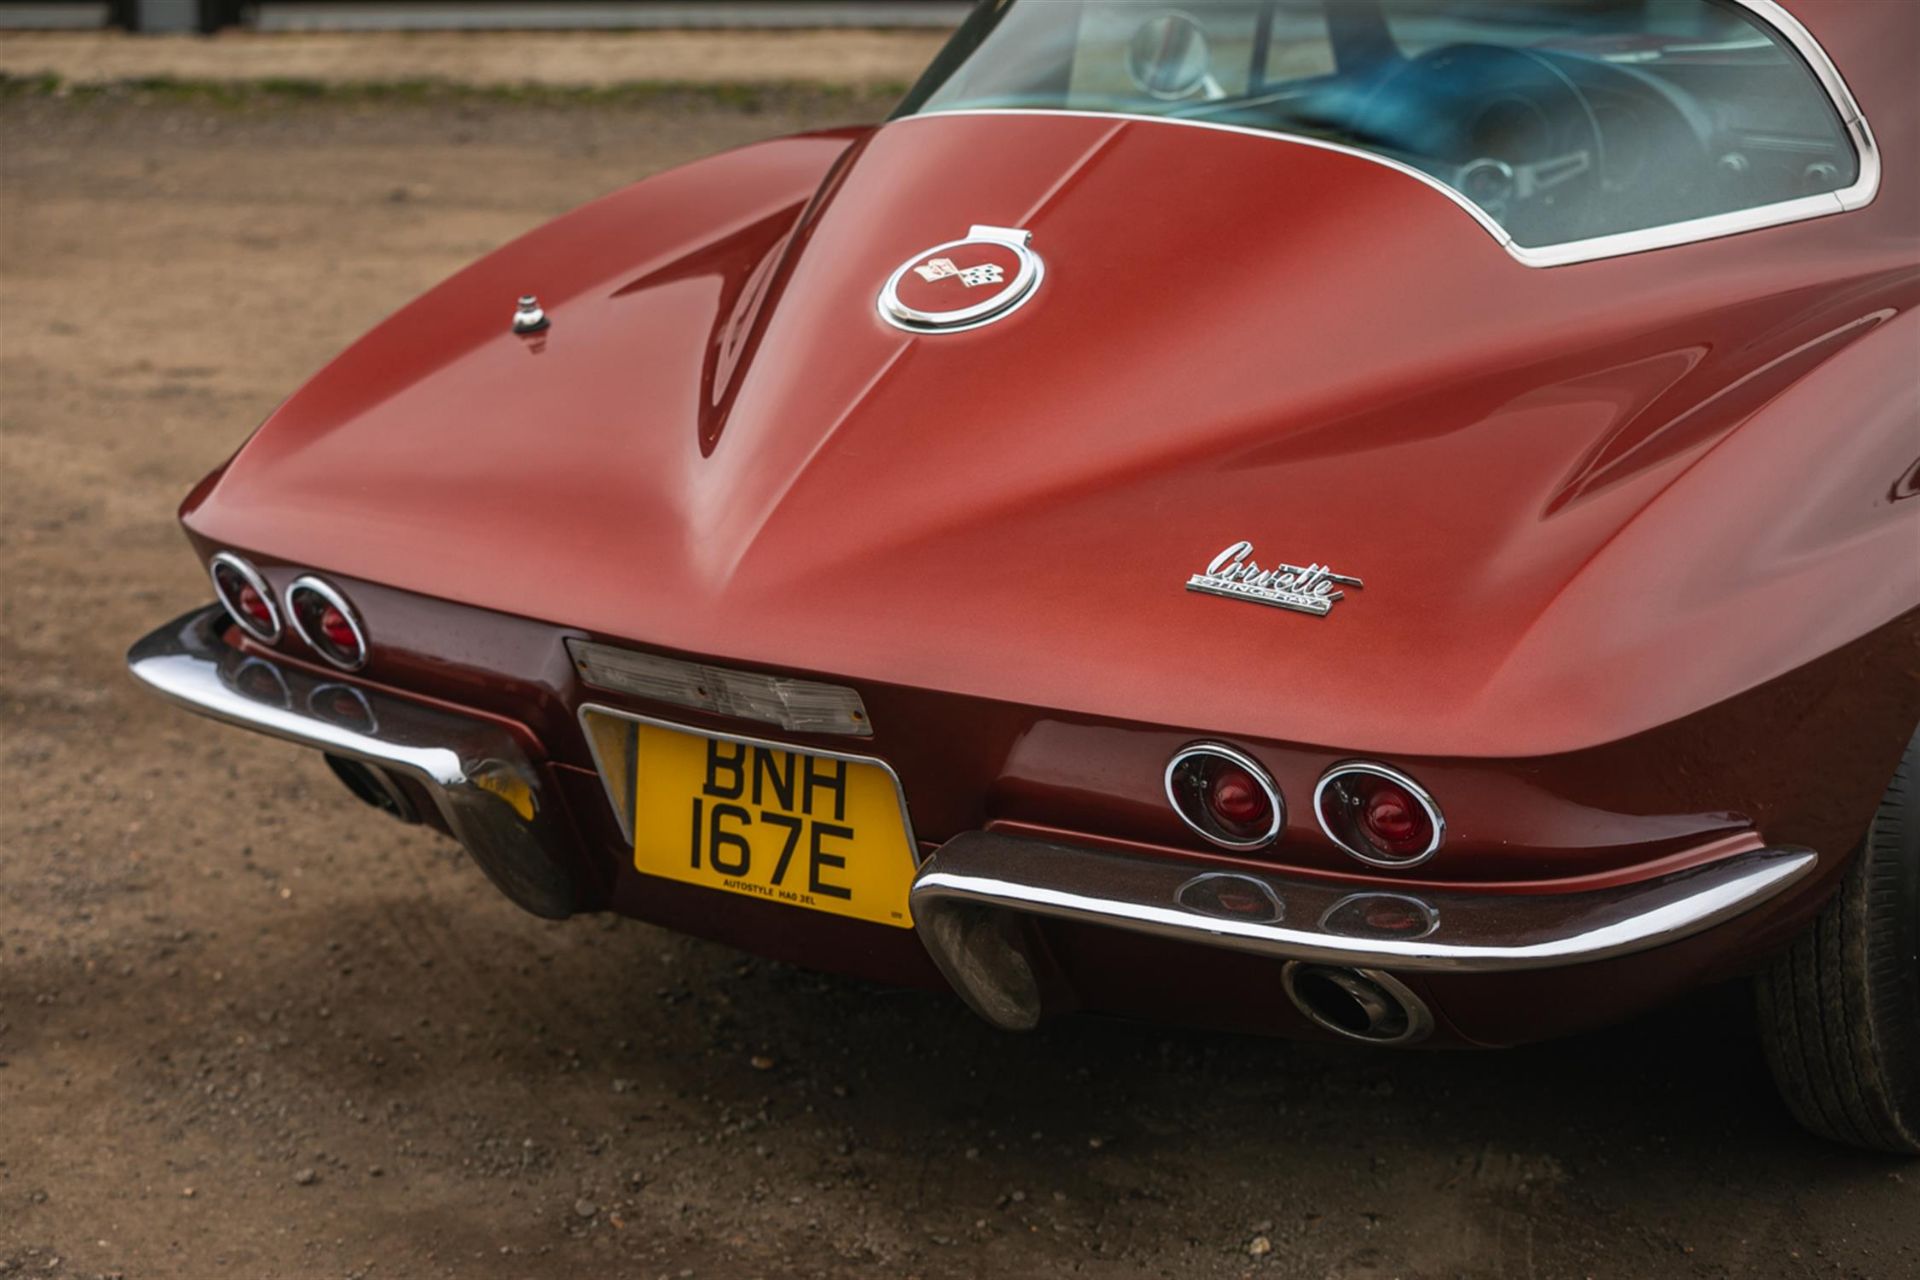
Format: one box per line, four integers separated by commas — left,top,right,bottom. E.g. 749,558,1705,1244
913,257,1006,288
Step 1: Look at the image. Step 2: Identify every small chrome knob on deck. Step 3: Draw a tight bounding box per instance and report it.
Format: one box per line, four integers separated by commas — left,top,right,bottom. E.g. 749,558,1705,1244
512,294,549,334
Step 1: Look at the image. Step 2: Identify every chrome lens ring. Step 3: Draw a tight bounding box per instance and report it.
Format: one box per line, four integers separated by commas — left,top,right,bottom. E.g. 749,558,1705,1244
1312,762,1446,869
286,575,369,672
1164,742,1285,851
208,551,281,644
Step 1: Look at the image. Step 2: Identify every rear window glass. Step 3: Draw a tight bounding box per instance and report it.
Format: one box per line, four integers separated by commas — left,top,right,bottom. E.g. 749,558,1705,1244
895,0,1863,252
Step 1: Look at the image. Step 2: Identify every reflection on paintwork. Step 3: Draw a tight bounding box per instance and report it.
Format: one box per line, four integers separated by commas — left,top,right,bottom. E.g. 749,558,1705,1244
471,762,538,823
226,656,291,710
1319,892,1441,942
1893,458,1920,503
1176,872,1283,924
308,683,378,736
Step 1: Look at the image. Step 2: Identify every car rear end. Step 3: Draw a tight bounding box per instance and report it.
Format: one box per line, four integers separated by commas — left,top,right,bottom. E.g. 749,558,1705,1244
134,552,1893,1049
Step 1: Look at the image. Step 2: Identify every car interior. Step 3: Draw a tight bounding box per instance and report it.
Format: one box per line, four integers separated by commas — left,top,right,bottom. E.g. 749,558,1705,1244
898,0,1864,249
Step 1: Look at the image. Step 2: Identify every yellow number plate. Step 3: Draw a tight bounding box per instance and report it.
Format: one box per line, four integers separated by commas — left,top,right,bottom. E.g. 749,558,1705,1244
630,723,916,928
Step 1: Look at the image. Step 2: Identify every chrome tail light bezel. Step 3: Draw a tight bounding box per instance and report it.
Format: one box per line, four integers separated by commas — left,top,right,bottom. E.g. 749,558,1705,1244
1164,742,1286,851
1313,762,1447,869
286,575,369,671
208,551,281,645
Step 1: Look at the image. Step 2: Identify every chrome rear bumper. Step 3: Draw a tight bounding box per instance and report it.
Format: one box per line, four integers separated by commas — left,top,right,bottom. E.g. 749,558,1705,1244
127,606,580,918
130,606,1820,1035
910,831,1817,1030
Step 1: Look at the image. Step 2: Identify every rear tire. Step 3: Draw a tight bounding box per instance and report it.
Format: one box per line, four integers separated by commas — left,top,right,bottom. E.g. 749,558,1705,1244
1756,728,1920,1154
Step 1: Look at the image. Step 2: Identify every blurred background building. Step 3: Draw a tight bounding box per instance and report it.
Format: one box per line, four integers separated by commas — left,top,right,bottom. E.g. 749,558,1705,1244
0,1,971,33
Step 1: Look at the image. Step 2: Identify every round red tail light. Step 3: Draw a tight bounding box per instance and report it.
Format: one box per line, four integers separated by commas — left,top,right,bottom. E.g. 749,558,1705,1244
287,577,368,670
208,552,281,644
1315,764,1445,868
237,584,273,628
1209,765,1268,825
319,605,357,651
1165,744,1284,850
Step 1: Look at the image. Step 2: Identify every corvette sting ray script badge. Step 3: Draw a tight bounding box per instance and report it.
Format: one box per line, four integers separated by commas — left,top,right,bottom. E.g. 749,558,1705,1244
1186,541,1364,617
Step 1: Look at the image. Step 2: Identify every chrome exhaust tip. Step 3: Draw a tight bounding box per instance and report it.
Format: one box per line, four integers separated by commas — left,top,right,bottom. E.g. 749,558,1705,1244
1282,962,1433,1046
323,753,418,824
916,902,1045,1032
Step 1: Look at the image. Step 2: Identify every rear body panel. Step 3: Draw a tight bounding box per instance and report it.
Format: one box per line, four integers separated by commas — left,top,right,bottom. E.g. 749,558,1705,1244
180,107,1918,760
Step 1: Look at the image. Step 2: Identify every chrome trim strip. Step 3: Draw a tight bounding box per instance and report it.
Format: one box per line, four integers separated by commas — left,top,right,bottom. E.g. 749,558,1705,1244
1312,761,1446,869
910,830,1817,1009
574,703,922,865
207,551,281,645
893,0,1879,268
1163,742,1285,850
127,606,579,918
286,575,369,672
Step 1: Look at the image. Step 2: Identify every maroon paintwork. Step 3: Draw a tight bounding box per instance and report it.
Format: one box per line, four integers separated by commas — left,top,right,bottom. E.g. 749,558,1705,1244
168,0,1919,1045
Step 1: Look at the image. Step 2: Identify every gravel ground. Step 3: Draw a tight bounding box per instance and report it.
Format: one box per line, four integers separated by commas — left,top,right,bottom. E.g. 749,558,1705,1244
3,88,1917,1280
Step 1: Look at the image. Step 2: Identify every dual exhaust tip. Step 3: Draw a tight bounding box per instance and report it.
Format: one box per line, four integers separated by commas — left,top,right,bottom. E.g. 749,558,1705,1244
1282,962,1433,1045
324,754,417,824
926,900,1434,1045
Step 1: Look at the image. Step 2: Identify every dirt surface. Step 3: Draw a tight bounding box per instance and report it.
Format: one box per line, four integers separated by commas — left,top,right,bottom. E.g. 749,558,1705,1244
3,90,1917,1280
0,30,945,89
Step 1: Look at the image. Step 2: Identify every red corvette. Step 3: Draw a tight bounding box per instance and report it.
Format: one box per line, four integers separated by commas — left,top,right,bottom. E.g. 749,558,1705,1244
129,0,1919,1151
